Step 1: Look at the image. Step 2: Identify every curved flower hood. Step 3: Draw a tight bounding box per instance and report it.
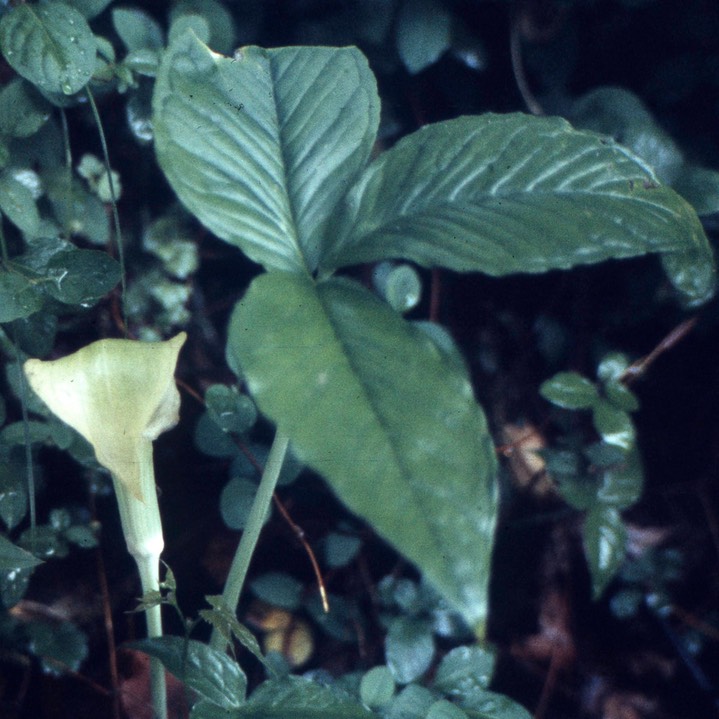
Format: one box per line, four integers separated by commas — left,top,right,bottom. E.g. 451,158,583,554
24,333,186,503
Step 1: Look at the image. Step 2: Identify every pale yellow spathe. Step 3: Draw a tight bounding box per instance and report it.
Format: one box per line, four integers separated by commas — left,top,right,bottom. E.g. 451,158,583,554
23,333,186,503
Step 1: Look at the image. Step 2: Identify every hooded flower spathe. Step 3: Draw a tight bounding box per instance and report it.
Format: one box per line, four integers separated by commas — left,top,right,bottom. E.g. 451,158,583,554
24,333,186,503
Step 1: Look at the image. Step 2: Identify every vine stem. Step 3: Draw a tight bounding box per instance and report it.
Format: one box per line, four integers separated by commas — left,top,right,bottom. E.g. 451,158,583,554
85,86,127,335
2,220,37,546
210,429,290,652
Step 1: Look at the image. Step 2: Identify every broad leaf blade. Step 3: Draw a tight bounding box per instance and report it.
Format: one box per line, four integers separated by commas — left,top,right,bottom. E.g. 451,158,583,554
229,273,498,631
323,114,715,304
153,33,380,273
0,2,96,96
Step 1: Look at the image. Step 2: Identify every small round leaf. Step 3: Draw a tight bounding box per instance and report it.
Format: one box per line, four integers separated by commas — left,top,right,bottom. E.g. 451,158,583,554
540,372,599,410
360,666,396,708
433,645,495,697
220,477,267,531
597,352,630,382
0,79,51,138
396,0,452,74
250,572,303,611
45,248,121,306
0,271,43,323
583,505,627,598
603,380,640,412
592,399,635,451
194,413,239,458
385,617,435,684
0,171,41,236
205,384,257,435
324,532,362,569
0,2,96,96
427,699,469,719
597,447,643,509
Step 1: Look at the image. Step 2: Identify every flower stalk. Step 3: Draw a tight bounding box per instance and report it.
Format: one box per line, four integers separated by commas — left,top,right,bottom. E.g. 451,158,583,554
24,333,186,719
210,428,290,652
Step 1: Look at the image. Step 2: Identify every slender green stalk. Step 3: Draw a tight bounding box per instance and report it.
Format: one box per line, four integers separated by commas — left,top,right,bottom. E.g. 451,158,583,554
0,220,8,263
210,430,290,652
59,108,73,180
2,222,37,545
136,555,167,719
85,87,127,334
113,445,167,719
13,336,37,546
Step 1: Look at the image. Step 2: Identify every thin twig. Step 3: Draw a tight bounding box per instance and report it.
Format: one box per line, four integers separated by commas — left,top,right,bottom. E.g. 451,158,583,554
272,495,329,613
620,317,698,384
176,378,205,406
534,642,562,719
671,603,719,642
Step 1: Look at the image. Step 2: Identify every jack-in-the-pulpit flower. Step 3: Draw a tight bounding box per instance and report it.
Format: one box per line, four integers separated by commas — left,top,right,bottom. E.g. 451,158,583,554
23,332,185,563
24,332,186,719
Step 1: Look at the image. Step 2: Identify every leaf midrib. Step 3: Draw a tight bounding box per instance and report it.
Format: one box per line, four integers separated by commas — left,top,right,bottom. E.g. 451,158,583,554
315,281,461,577
268,52,313,277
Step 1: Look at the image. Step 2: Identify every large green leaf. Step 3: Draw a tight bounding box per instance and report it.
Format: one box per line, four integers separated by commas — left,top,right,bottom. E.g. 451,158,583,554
228,272,498,632
322,114,715,304
0,2,96,96
153,32,380,274
237,678,373,719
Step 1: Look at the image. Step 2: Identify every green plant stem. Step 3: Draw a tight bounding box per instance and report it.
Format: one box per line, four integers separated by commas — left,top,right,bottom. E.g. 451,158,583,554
112,447,167,719
210,429,290,652
85,86,127,334
0,221,8,263
136,555,167,719
2,219,37,545
12,335,37,547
